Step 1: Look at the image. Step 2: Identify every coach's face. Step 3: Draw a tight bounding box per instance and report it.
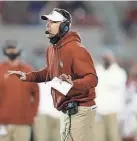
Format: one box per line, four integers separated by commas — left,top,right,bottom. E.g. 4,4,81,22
46,20,62,38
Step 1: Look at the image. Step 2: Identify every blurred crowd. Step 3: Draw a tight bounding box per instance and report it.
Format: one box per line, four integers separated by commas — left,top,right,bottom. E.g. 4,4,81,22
0,1,100,27
0,1,137,38
122,1,137,38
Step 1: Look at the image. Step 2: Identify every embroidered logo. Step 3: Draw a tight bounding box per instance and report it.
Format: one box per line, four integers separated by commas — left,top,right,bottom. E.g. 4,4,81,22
59,61,63,68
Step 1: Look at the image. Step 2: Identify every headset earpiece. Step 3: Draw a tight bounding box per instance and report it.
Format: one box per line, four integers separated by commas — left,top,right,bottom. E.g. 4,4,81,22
59,21,70,34
64,25,69,32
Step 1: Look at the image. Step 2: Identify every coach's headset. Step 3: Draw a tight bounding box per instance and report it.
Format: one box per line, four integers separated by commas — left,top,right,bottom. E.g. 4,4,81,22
53,8,71,35
59,19,70,34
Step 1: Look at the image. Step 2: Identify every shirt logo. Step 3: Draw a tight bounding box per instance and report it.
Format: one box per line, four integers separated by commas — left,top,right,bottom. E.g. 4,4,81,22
59,61,63,68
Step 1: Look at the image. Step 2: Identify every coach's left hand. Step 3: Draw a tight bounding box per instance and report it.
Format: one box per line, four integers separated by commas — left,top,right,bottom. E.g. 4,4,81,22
59,74,73,85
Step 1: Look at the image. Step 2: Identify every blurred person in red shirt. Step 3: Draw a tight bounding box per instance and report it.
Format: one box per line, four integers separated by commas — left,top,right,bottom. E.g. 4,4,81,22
0,40,39,141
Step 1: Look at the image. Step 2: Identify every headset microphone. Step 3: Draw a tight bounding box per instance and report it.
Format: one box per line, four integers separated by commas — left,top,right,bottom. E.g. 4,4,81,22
45,30,50,34
45,31,56,36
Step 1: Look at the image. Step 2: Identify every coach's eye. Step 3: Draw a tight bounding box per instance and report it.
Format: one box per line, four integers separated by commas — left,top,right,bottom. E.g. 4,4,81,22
51,21,59,24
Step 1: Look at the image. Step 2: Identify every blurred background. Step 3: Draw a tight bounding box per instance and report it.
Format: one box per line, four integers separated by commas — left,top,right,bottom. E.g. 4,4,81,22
0,1,137,141
0,1,137,69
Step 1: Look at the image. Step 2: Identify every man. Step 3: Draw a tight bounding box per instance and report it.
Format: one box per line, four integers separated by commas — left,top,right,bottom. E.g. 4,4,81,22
94,50,127,141
0,40,39,141
8,8,98,141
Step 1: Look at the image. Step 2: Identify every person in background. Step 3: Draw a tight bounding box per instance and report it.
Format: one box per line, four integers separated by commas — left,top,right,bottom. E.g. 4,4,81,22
94,50,127,141
120,65,137,141
0,40,39,141
33,82,61,141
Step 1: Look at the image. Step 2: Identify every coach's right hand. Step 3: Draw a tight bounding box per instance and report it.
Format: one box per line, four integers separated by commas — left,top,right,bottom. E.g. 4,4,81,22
8,70,27,81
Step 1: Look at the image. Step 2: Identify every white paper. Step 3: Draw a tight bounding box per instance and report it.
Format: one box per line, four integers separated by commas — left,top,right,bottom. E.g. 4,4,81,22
0,125,8,136
49,77,73,96
37,82,61,117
